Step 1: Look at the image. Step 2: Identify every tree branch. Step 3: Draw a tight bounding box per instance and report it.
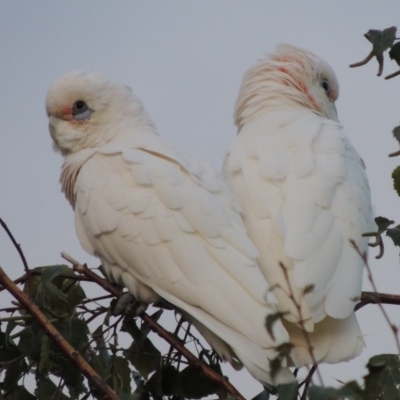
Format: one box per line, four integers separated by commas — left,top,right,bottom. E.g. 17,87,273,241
349,50,375,68
356,291,400,310
385,69,400,80
0,269,93,293
61,252,245,400
351,240,400,353
0,265,119,400
0,218,30,279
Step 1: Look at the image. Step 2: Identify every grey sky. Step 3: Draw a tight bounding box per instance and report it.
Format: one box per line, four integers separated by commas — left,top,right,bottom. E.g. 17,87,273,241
1,2,400,397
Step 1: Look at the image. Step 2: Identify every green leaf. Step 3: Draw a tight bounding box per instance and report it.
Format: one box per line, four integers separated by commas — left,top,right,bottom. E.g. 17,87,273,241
392,166,400,196
26,317,89,397
365,27,397,54
93,325,111,369
269,343,293,381
39,336,53,374
265,312,286,341
35,378,70,400
386,225,400,247
277,382,298,399
375,216,395,232
159,365,181,396
119,394,144,400
90,353,107,380
41,265,73,284
3,358,26,391
145,365,182,397
43,281,69,302
111,356,132,394
252,389,270,400
389,42,400,66
308,385,361,400
0,329,21,363
7,386,36,400
5,320,17,343
133,384,151,400
49,351,87,399
141,309,163,338
364,354,400,400
17,322,44,361
122,318,161,380
302,284,314,295
146,367,163,398
392,125,400,144
65,283,86,309
53,317,89,353
180,365,219,399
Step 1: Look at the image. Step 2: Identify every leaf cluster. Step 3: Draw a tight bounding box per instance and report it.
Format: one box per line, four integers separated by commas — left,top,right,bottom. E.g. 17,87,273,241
0,265,231,399
308,354,400,400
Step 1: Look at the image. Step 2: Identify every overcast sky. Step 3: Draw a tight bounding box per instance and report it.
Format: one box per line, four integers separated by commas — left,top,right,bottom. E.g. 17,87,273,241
1,2,400,397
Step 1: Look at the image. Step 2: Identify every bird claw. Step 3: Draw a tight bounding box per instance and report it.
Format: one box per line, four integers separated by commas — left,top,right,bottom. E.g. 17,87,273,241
134,302,149,316
113,292,148,316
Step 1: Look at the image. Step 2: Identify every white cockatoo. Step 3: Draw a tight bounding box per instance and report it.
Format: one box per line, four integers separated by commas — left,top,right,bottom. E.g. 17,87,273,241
223,44,373,367
46,70,298,386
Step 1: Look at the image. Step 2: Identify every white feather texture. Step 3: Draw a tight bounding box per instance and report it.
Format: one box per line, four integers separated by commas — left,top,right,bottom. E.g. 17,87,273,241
223,44,373,365
46,70,296,386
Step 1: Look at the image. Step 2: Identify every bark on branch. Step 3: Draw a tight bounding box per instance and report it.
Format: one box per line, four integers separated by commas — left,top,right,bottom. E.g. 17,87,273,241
61,252,245,400
0,266,119,400
356,291,400,310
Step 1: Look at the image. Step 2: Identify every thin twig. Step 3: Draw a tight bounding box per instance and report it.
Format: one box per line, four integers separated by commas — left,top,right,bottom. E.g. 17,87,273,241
279,263,324,386
362,231,385,259
0,270,93,293
385,70,400,80
0,265,119,400
300,364,318,400
356,291,400,311
166,315,185,362
349,50,375,68
61,252,245,400
351,240,400,353
389,149,400,157
0,218,30,279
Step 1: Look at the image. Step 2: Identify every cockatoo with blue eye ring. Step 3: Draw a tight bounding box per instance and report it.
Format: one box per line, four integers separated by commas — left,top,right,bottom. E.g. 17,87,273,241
223,44,373,367
46,70,299,386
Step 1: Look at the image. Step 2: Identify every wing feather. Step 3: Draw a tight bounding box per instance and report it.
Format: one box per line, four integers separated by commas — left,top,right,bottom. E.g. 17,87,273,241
74,142,291,384
223,110,372,327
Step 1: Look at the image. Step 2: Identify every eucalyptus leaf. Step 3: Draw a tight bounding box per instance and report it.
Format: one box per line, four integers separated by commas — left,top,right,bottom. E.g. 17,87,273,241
35,378,70,400
392,166,400,196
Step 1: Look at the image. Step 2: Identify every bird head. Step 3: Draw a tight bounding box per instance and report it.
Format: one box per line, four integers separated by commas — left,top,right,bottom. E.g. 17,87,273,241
235,44,340,129
46,71,154,154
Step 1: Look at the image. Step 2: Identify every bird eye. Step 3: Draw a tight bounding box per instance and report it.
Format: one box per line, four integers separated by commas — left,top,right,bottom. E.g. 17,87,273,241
321,80,329,94
72,100,92,120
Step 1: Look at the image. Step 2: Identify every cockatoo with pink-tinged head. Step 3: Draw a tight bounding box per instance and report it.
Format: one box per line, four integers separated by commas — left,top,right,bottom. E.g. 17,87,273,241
46,71,297,386
224,44,373,366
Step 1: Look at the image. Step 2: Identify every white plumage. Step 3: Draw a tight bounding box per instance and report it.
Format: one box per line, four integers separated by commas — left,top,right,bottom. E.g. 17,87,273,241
46,70,295,386
223,44,373,366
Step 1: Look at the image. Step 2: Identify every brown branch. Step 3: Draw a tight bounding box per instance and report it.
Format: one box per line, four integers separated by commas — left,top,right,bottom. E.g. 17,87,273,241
349,50,374,68
61,252,245,400
355,291,400,311
385,69,400,80
362,231,384,259
389,149,400,157
0,265,119,400
0,270,94,293
350,240,400,353
300,364,318,400
278,263,323,386
0,218,30,279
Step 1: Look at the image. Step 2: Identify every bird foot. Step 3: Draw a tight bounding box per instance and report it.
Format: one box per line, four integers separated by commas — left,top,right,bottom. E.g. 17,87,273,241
113,292,148,316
